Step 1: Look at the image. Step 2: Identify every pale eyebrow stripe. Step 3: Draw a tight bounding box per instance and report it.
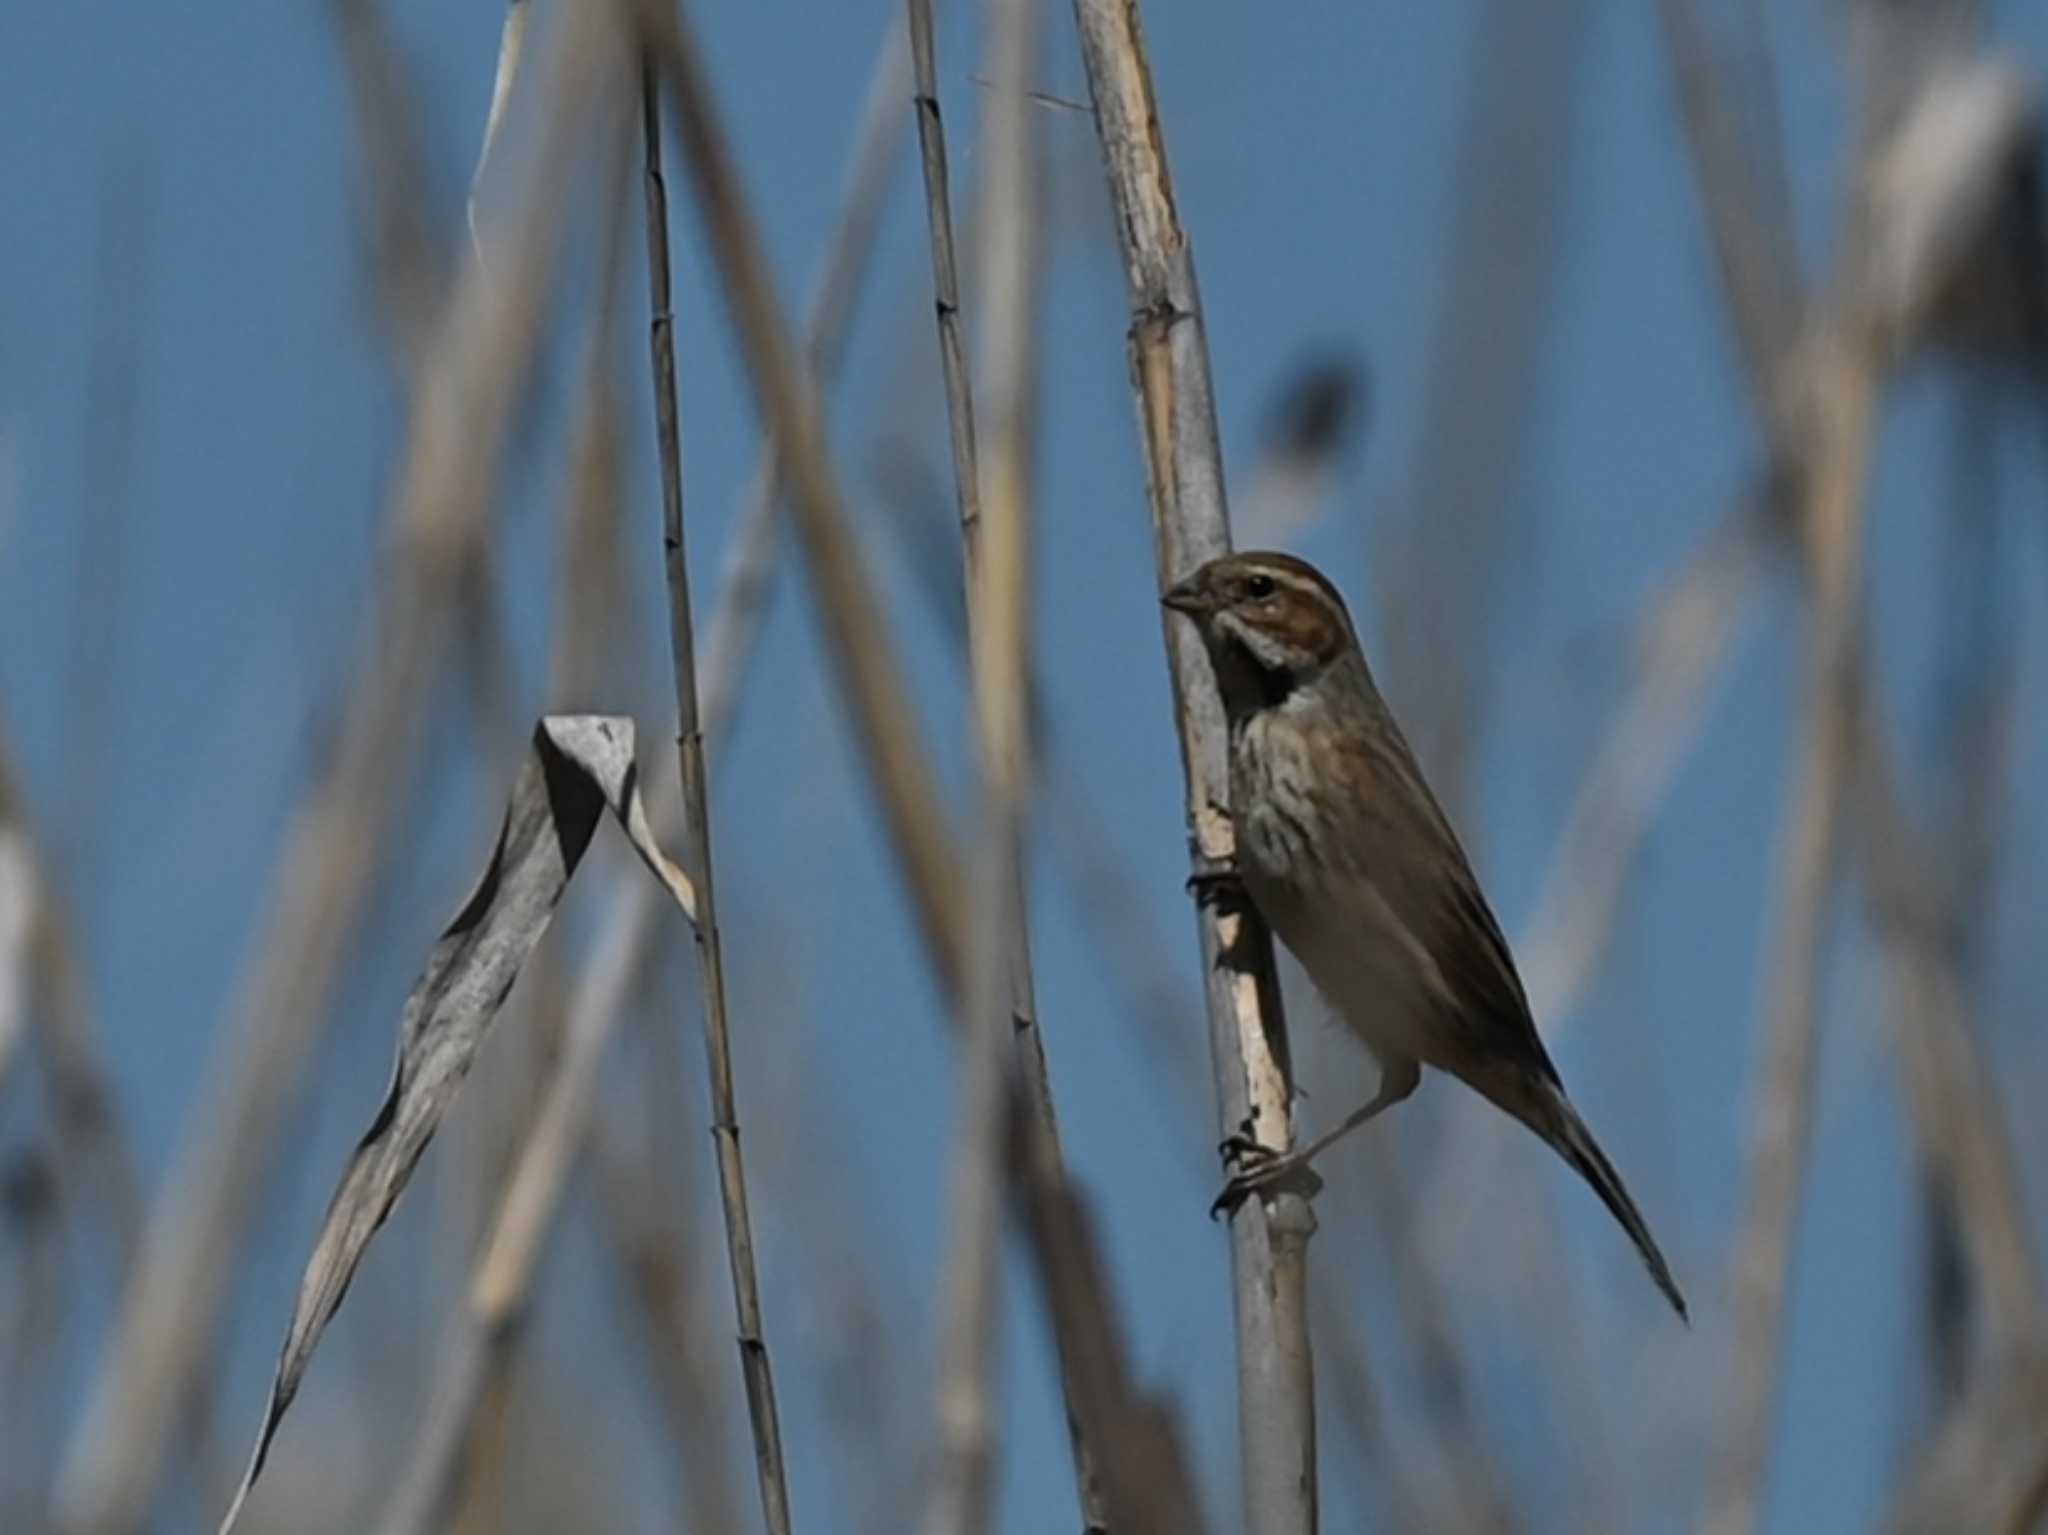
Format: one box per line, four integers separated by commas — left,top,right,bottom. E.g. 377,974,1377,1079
1270,568,1348,617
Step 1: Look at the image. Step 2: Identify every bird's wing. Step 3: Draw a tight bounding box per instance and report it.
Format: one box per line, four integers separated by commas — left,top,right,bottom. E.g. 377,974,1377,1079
1331,716,1560,1084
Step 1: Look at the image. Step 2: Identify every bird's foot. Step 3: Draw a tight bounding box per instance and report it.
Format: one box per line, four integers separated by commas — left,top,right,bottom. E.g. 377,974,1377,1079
1185,856,1243,909
1210,1135,1322,1219
1215,1130,1274,1166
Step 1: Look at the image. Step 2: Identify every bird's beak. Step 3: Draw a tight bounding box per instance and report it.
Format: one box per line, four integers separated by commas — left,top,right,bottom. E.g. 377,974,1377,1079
1161,577,1208,616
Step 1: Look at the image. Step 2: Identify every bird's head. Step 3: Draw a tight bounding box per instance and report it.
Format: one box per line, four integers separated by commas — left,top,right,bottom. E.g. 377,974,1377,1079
1162,550,1356,715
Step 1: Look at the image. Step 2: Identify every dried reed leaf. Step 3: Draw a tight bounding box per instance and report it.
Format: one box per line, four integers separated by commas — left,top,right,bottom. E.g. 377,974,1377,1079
216,716,693,1534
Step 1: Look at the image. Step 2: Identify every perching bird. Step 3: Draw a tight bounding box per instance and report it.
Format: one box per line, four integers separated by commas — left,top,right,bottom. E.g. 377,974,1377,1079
1163,550,1686,1319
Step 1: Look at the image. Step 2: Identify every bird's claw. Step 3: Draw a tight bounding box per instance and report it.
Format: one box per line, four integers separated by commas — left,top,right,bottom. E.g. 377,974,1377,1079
1216,1132,1276,1167
1185,860,1243,907
1209,1139,1322,1219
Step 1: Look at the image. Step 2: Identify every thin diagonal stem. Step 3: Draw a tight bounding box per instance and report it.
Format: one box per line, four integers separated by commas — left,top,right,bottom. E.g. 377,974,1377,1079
640,58,793,1535
905,0,980,553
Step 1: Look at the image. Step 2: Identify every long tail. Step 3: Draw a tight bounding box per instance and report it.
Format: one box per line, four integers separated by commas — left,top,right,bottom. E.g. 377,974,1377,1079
1531,1082,1688,1321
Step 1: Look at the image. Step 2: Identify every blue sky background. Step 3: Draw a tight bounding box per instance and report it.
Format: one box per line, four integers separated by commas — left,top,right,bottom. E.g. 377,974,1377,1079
5,1,2048,1531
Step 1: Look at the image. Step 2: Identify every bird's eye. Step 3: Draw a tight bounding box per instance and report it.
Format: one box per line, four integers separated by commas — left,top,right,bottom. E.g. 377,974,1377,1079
1244,573,1276,599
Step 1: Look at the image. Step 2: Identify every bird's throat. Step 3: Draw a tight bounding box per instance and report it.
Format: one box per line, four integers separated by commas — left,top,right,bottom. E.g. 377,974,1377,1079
1215,637,1298,717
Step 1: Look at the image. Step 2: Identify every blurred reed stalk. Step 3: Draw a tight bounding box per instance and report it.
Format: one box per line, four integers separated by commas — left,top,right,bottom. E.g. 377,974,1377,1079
1851,407,2038,1362
1656,0,1804,442
1854,653,2040,1361
1374,0,1590,825
1889,1354,2048,1534
61,136,155,946
0,740,142,1528
13,144,159,1406
0,1150,59,1525
1515,508,1774,1029
588,1063,748,1535
1307,1282,1411,1532
696,16,913,750
1703,330,1869,1535
49,8,615,1530
330,0,442,371
904,0,1116,1525
634,6,1209,1528
0,741,139,1273
638,56,795,1535
1066,1,1316,1529
1358,1148,1514,1535
914,0,1045,1525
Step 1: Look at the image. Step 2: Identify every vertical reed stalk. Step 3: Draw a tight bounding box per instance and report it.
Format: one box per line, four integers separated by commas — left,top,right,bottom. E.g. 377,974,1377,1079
1068,2,1317,1528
